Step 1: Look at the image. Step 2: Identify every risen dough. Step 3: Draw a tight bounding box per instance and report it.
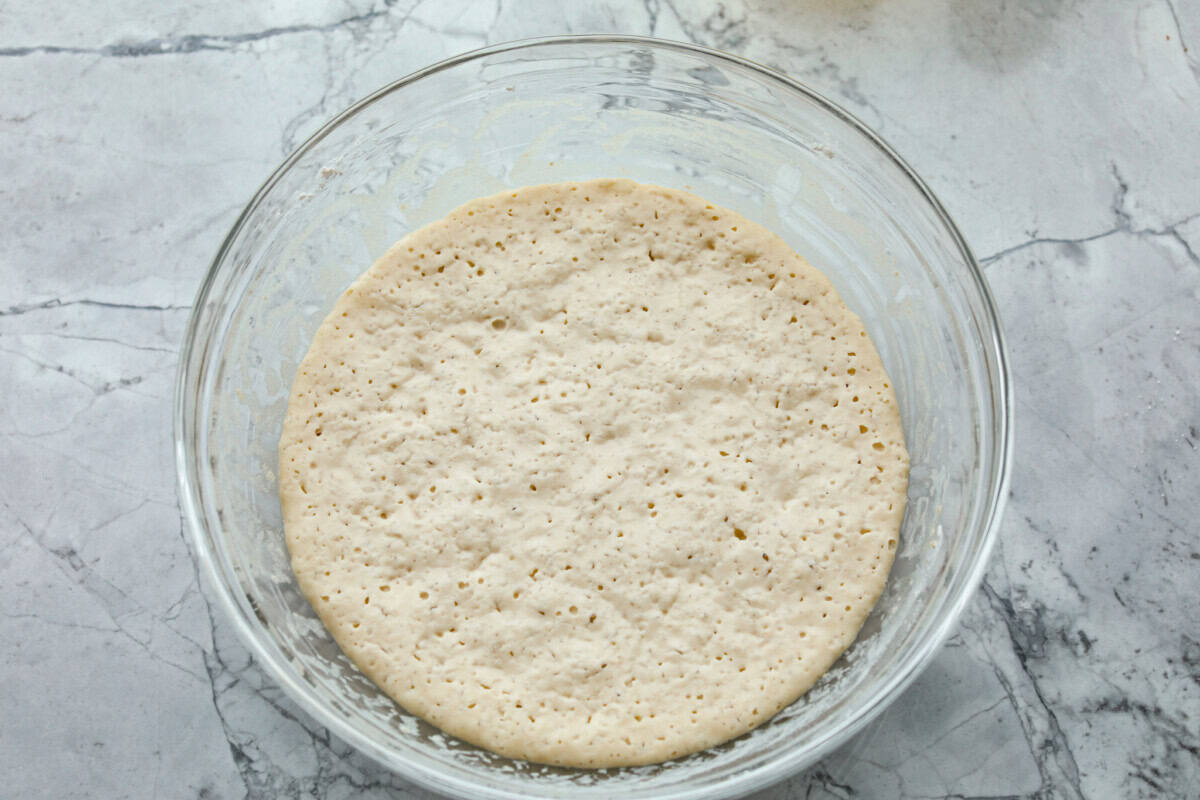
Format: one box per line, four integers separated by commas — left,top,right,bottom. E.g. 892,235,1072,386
279,179,908,767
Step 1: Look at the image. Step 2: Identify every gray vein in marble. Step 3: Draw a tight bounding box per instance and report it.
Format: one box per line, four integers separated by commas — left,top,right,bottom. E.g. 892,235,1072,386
274,0,446,154
661,0,750,52
981,166,1200,266
979,578,1085,800
0,0,410,58
5,499,205,681
0,345,142,402
172,511,285,798
652,1,887,129
26,331,175,353
642,0,662,36
0,297,191,316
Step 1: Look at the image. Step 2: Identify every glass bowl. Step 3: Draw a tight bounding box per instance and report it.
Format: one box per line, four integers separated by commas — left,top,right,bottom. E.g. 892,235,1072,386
175,35,1011,800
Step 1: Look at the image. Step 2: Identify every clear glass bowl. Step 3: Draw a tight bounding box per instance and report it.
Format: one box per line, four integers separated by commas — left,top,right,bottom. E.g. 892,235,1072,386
176,36,1011,800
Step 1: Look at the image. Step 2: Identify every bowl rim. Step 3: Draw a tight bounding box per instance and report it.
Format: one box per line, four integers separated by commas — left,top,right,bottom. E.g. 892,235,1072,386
175,33,1013,800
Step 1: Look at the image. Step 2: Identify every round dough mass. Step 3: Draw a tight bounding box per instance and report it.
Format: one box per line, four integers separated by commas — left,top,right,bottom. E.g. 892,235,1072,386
279,179,909,767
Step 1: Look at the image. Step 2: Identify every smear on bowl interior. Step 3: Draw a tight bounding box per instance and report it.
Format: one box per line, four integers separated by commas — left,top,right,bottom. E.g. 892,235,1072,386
279,179,909,768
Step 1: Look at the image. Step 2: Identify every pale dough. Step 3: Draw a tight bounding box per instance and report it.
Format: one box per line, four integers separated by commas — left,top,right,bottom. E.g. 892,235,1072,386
279,179,909,767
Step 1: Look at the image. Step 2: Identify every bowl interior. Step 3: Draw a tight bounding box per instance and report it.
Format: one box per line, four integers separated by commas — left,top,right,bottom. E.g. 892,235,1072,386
178,38,1007,800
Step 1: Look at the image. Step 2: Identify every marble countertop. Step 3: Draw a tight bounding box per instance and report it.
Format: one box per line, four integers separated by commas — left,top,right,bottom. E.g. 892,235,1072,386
3,1,1198,797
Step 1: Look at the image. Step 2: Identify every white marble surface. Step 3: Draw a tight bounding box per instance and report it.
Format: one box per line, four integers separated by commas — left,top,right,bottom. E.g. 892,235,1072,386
3,1,1198,797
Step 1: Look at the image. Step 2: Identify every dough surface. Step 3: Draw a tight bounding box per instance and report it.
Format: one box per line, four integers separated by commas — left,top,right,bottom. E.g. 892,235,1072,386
279,179,908,767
